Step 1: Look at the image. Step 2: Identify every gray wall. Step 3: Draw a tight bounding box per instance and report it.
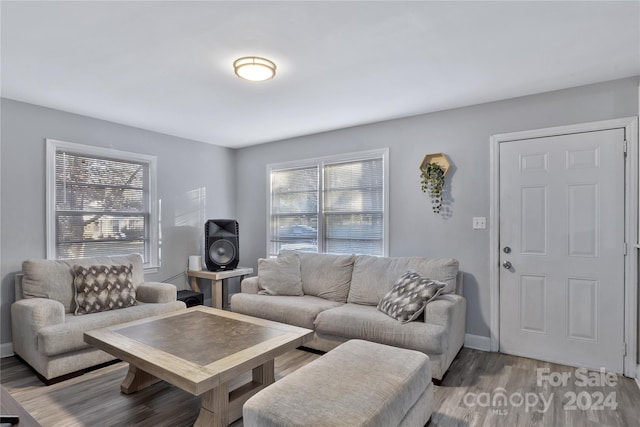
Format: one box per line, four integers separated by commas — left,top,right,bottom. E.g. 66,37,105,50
0,99,237,349
1,77,638,351
235,77,639,340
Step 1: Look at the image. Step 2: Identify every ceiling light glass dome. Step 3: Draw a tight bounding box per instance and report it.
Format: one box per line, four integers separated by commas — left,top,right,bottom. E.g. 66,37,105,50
233,56,276,82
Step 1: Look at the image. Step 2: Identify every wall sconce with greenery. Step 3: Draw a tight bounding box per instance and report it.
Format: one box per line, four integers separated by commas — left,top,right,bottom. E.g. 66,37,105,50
419,153,450,214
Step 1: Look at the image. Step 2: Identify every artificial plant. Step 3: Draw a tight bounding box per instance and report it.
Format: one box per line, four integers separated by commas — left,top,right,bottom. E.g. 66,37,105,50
420,162,445,214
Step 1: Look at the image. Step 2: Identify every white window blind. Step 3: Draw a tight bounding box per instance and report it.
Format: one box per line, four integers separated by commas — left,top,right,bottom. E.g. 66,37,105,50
269,166,319,254
324,158,385,255
46,139,158,268
268,149,388,257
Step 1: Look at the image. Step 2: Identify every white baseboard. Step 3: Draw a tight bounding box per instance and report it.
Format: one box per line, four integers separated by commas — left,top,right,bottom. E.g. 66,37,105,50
0,342,14,358
464,333,492,351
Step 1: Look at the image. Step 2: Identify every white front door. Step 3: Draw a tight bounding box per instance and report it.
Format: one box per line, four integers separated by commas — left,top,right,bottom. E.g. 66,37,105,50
499,129,626,373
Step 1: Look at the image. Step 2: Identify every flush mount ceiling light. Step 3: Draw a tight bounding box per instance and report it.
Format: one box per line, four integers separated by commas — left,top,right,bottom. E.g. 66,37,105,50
233,56,276,82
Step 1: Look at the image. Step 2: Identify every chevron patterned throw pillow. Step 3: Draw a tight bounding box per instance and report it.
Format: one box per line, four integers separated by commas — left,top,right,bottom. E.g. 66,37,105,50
377,271,446,323
73,264,137,315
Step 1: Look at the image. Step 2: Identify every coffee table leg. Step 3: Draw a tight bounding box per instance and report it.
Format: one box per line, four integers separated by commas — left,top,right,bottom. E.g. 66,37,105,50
195,359,275,427
195,382,229,427
253,359,275,386
120,365,161,394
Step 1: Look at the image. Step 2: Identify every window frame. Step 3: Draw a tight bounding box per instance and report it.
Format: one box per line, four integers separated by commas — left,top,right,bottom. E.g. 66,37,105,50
46,139,159,271
266,148,389,257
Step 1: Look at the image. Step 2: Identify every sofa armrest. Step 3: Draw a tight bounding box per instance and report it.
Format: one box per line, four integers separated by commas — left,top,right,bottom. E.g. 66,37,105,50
11,298,65,331
240,276,259,294
136,282,177,303
424,293,466,378
455,271,464,295
15,273,25,301
424,293,466,328
11,298,65,361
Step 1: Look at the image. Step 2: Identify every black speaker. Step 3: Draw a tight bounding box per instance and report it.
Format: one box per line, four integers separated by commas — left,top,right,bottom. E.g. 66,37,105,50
205,219,239,271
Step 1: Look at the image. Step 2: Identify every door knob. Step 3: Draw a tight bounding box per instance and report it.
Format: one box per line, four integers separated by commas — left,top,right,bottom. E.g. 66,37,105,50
502,261,512,269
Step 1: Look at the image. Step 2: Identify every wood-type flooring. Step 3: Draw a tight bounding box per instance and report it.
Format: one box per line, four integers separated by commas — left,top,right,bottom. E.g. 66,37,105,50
2,347,639,426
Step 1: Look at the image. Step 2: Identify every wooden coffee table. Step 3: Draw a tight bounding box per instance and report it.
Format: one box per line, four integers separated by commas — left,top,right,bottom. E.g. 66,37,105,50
84,306,313,426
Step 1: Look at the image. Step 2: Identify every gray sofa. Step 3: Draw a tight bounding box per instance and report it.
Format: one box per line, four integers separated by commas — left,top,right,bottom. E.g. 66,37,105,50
231,251,466,380
11,254,186,382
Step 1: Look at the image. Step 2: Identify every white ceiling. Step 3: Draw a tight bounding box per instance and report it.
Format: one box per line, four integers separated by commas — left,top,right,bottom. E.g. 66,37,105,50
2,1,639,148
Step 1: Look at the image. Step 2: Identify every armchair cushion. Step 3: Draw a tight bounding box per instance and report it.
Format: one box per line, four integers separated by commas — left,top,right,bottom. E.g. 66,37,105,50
22,259,78,313
72,264,137,315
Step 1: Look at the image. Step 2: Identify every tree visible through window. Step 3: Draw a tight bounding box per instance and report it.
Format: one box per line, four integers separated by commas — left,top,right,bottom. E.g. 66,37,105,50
46,139,158,267
268,149,388,257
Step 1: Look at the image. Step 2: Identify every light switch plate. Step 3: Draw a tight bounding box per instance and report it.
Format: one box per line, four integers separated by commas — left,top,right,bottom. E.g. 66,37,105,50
472,217,486,229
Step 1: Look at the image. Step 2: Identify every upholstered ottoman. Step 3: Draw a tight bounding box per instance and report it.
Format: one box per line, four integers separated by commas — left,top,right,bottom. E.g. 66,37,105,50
243,339,433,427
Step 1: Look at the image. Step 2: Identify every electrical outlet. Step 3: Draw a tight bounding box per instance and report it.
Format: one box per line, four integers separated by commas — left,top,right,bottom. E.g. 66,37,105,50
472,217,486,229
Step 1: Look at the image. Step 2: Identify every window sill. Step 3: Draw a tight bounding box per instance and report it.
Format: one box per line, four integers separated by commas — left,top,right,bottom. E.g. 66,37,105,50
144,265,160,274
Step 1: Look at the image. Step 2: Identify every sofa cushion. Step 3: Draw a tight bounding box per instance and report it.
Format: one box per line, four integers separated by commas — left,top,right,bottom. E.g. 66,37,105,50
22,254,145,313
37,300,186,357
348,256,458,306
22,259,78,313
279,251,355,302
231,294,343,330
314,303,447,355
377,272,446,323
73,264,137,315
257,256,303,296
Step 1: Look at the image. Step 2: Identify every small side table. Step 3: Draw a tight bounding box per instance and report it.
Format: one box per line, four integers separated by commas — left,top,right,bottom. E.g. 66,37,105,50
186,267,253,309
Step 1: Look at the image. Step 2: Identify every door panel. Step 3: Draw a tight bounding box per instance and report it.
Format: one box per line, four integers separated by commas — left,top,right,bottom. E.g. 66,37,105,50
567,183,599,257
521,186,547,254
499,129,625,373
567,278,597,340
519,275,547,333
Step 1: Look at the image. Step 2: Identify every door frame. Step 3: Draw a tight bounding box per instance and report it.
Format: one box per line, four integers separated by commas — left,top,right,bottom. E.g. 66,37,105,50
489,117,638,377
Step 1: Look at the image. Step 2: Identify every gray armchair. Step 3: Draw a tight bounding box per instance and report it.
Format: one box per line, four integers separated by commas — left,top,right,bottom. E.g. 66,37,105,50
11,254,186,383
